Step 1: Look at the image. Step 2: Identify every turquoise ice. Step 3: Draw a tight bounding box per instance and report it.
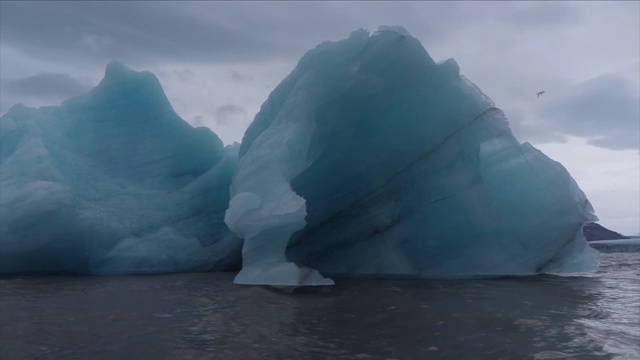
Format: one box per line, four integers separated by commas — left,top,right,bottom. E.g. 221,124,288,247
0,61,241,274
226,27,599,287
1,27,600,283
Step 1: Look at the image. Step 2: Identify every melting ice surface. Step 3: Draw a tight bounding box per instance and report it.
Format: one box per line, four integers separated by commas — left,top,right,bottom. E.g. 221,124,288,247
226,26,599,287
0,61,241,275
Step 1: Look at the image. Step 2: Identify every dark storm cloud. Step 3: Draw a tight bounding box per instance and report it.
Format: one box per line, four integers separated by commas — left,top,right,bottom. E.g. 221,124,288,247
2,73,91,98
537,74,640,150
0,1,284,65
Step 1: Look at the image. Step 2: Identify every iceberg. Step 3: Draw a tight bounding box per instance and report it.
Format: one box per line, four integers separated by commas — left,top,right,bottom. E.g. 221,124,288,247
0,61,241,275
226,27,599,287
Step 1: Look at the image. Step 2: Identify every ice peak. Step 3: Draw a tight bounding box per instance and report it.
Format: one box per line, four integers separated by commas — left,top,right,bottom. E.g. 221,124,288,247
5,103,30,117
104,59,135,78
376,25,411,37
99,60,159,90
2,104,32,125
62,60,172,116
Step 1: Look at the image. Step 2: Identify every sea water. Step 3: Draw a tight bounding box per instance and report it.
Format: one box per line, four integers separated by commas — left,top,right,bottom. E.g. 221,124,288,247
0,252,637,360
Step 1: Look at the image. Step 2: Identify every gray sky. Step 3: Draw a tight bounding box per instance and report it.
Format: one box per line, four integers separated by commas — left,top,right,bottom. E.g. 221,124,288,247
1,1,638,234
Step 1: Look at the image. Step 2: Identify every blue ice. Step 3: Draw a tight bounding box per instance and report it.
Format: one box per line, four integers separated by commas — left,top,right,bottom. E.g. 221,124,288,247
226,26,599,287
0,61,241,275
1,28,599,284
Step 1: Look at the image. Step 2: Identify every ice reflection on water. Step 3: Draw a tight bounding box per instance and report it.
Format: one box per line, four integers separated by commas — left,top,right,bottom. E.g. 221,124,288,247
0,253,638,360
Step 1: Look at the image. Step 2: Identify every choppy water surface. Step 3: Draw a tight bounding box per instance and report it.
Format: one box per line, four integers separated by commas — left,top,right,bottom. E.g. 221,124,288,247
1,253,638,360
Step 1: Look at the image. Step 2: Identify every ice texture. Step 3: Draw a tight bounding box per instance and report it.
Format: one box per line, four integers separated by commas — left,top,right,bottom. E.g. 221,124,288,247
0,61,241,275
226,27,599,286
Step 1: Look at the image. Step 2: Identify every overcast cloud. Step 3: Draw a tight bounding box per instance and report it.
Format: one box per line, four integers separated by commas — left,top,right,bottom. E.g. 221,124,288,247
537,74,639,150
1,1,637,149
0,1,638,233
2,73,91,98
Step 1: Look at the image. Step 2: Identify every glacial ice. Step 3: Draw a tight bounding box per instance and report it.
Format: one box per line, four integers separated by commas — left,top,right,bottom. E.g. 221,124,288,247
226,26,599,286
1,27,600,283
0,61,241,275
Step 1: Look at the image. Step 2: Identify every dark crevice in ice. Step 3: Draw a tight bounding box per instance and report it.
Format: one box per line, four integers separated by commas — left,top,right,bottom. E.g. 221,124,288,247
300,106,501,240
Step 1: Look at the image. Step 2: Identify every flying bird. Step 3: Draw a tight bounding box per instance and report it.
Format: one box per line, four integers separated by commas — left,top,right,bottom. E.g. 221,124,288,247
537,91,546,98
